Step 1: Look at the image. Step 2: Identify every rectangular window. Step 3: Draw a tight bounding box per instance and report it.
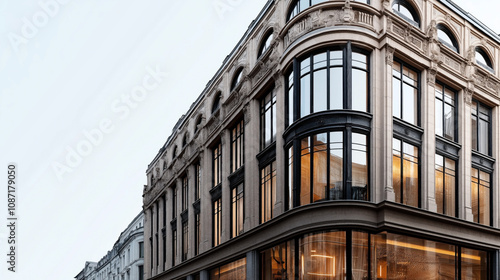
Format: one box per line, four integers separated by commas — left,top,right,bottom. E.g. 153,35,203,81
213,143,222,186
181,176,188,211
435,83,456,141
261,161,276,223
213,198,222,247
471,168,491,226
393,138,419,207
138,265,144,280
393,60,419,126
231,184,244,238
195,163,201,201
139,241,144,258
261,90,277,149
471,101,491,155
195,213,200,256
435,154,456,217
231,120,244,173
172,228,177,266
172,186,177,218
182,222,188,261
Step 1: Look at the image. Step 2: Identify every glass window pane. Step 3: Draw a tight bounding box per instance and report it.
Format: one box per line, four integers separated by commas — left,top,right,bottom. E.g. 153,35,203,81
352,133,367,200
352,231,369,280
313,133,328,202
329,132,343,200
471,168,479,223
352,69,367,112
471,114,478,151
444,103,454,141
352,52,367,69
313,52,327,69
330,50,343,66
392,77,401,119
299,231,346,280
435,154,444,214
435,98,443,137
301,138,311,205
479,119,489,154
402,83,417,125
392,139,401,203
444,158,456,216
313,69,327,112
461,248,488,280
330,67,343,110
288,148,294,209
261,241,295,280
300,75,310,118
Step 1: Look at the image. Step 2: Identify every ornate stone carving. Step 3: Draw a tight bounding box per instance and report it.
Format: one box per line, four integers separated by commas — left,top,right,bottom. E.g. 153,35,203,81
464,85,474,105
427,66,438,87
385,45,395,65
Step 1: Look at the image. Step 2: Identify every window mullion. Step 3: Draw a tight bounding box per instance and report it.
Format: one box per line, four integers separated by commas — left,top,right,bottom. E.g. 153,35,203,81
327,133,331,200
346,42,352,110
310,136,314,204
310,56,313,114
327,50,331,110
345,128,352,199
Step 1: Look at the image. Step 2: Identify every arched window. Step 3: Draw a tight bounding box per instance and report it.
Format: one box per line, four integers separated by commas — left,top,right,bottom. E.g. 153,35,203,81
287,0,328,21
475,47,493,72
182,134,188,147
194,115,202,133
392,0,420,27
231,68,243,91
172,146,177,159
437,24,459,53
258,30,273,58
211,92,221,114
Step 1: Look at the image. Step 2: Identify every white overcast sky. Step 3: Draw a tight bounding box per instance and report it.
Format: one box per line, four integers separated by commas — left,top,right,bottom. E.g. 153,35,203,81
0,0,498,279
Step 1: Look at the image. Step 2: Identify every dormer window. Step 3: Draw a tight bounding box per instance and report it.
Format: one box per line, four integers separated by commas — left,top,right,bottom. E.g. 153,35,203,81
475,47,494,72
392,0,420,27
231,68,243,91
287,0,328,21
437,24,459,53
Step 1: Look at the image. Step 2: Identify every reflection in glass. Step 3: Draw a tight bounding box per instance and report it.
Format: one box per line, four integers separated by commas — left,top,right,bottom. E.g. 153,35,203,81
261,241,295,280
393,61,419,125
352,134,367,200
210,258,246,280
329,132,343,200
393,138,419,207
435,154,456,216
301,138,311,205
231,184,244,238
312,133,328,202
261,161,276,224
471,101,491,155
471,168,490,225
299,231,346,280
462,248,488,280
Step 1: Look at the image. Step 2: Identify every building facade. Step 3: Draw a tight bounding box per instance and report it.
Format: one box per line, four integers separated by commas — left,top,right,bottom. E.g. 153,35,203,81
76,212,145,280
143,0,500,279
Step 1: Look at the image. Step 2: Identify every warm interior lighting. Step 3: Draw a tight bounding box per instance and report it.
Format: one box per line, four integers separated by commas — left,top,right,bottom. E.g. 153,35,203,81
386,240,480,261
307,255,336,277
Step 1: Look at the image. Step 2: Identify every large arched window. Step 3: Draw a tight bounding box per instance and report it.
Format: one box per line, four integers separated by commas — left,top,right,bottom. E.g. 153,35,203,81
211,92,221,114
286,43,369,125
475,47,493,72
258,30,273,58
230,68,243,91
392,0,420,27
437,24,459,53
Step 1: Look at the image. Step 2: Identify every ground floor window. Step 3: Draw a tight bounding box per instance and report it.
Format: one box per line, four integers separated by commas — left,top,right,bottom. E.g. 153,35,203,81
260,230,489,279
210,257,246,280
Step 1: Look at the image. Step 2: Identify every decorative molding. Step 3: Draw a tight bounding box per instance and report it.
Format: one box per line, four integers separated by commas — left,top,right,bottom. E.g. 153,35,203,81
243,104,251,125
464,85,474,105
284,6,375,47
427,66,438,87
385,45,395,65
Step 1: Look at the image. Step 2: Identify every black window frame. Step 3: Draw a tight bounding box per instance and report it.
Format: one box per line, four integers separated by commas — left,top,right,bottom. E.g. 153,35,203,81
181,221,188,261
392,137,421,208
286,42,371,126
230,183,244,238
475,47,494,72
260,160,276,224
437,24,459,53
471,100,492,156
435,81,458,142
258,29,273,58
470,166,492,226
287,129,370,208
172,227,177,266
194,212,200,256
212,142,223,187
392,58,421,127
392,0,420,27
231,68,244,91
213,197,222,247
230,119,245,173
260,89,277,150
172,185,177,219
434,153,458,217
194,163,201,201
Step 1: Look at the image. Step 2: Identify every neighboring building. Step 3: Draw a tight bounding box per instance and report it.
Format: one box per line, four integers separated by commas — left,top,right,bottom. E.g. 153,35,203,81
143,0,500,279
75,212,145,280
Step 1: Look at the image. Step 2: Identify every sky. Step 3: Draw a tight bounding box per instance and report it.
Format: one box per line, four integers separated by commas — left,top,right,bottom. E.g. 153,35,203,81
0,0,498,279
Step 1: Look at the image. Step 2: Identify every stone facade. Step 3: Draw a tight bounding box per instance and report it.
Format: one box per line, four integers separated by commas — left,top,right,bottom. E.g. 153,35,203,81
143,0,500,279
